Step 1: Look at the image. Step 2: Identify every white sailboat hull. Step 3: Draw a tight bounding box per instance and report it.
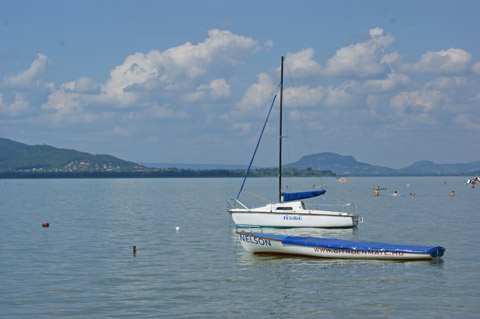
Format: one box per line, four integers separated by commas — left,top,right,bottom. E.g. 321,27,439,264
230,210,357,228
229,201,358,228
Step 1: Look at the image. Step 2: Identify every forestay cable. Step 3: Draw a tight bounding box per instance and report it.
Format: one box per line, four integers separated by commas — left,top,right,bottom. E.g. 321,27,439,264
236,84,280,200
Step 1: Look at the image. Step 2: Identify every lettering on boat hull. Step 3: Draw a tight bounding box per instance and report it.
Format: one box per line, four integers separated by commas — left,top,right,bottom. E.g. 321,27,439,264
239,234,272,247
313,247,405,256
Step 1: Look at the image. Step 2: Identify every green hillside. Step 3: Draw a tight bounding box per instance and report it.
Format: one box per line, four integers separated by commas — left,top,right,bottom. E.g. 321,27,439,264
0,137,143,171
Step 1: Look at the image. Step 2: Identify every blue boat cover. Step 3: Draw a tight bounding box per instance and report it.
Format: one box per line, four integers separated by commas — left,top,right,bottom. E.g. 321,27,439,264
246,233,445,257
283,190,326,202
282,236,445,257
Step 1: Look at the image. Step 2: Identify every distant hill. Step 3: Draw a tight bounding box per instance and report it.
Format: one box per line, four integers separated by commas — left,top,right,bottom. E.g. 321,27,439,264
287,152,480,176
286,152,397,176
0,137,144,172
402,160,480,176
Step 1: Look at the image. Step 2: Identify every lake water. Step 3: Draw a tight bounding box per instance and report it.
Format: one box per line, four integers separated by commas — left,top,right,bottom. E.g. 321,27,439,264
1,176,479,318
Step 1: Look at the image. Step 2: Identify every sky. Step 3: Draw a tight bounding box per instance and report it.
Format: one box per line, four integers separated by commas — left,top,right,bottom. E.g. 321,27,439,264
1,0,479,169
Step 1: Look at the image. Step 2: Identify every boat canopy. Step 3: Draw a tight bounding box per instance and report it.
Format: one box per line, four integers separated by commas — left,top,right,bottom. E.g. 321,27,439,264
282,236,445,257
283,190,326,202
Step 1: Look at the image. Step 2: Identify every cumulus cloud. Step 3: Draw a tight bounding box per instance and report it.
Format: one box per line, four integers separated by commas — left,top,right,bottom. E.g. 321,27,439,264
36,29,259,124
324,82,358,107
61,77,101,93
99,29,258,107
455,114,480,131
285,49,322,78
410,48,472,75
0,93,29,116
472,61,480,75
149,105,190,119
41,87,96,124
390,88,447,116
2,53,52,88
233,73,276,113
184,78,231,102
283,85,326,107
323,27,394,78
428,76,468,89
363,72,410,92
283,82,358,109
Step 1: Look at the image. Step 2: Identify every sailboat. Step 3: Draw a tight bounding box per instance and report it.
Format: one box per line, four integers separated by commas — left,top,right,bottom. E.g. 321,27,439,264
228,56,360,228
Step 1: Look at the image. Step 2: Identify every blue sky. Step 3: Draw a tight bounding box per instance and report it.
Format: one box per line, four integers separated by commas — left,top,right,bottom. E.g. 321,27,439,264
1,0,479,168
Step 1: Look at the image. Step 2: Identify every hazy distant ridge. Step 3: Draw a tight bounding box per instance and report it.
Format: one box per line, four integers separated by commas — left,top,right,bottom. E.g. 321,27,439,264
287,152,480,176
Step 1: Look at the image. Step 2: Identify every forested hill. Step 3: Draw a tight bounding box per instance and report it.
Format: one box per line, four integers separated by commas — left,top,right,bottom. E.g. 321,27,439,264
0,137,143,172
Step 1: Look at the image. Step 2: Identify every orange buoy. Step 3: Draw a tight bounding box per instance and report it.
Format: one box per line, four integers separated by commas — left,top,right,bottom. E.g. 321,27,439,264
42,223,49,227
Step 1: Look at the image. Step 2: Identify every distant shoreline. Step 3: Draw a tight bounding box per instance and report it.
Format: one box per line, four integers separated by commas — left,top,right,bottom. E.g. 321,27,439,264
0,168,336,179
0,169,474,179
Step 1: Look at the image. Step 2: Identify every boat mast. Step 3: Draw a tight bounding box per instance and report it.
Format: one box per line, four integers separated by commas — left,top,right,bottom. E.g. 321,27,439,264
279,56,284,203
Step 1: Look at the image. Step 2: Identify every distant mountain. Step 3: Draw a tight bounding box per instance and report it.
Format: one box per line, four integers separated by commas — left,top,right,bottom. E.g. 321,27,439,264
287,152,480,176
402,160,480,176
286,152,397,176
0,137,144,172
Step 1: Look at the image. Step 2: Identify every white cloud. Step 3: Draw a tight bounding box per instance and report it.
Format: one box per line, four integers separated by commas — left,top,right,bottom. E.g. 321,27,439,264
184,78,231,102
324,82,358,107
380,52,403,69
366,94,383,110
472,61,480,75
41,86,97,124
428,76,468,89
61,77,100,93
363,72,410,92
411,48,472,75
285,49,322,78
112,126,129,136
3,53,52,88
101,50,160,107
454,114,480,131
99,29,258,107
0,93,29,116
149,105,190,119
283,85,326,107
390,88,447,116
233,72,276,113
36,29,259,124
323,27,394,78
232,122,253,136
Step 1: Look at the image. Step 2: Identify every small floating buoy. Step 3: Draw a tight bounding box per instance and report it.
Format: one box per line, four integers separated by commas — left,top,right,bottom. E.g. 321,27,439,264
42,223,49,227
133,245,136,257
175,227,180,231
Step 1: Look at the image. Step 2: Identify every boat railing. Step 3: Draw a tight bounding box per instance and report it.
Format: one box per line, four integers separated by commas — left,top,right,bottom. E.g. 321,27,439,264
227,198,250,210
308,202,357,215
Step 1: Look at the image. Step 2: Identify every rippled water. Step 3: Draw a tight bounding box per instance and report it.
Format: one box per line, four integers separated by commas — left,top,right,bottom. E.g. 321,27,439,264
1,176,479,318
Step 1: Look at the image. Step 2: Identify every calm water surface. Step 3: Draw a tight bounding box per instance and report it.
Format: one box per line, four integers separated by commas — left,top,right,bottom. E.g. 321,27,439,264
1,176,479,318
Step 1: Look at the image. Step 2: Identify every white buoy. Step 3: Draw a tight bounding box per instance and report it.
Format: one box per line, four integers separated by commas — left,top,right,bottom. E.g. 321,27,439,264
175,227,180,231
